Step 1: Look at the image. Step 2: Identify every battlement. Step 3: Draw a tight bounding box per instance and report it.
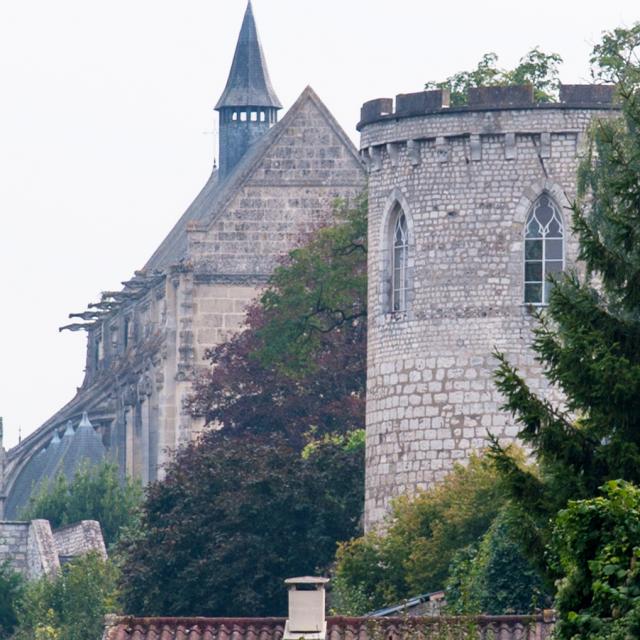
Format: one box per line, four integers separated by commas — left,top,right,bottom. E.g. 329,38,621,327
358,84,617,130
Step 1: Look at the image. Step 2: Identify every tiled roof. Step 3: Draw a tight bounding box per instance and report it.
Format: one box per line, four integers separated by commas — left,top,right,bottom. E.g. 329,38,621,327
103,617,285,640
104,614,555,640
5,413,105,519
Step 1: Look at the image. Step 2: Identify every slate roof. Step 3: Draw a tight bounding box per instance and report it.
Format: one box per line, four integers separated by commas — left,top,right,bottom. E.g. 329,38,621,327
103,615,555,640
5,413,105,518
215,2,282,110
143,86,360,273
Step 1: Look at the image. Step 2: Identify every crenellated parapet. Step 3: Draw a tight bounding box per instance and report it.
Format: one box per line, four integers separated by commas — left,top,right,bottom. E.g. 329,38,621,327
358,84,617,129
358,85,618,177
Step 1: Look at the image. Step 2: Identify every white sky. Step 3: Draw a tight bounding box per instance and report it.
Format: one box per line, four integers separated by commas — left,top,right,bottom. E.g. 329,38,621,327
0,0,638,448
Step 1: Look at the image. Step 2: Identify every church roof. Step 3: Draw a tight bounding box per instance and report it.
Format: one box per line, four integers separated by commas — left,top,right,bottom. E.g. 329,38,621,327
4,413,105,519
215,2,282,110
144,86,360,272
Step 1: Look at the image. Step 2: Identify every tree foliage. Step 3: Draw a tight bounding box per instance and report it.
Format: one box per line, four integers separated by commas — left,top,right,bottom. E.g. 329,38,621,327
425,48,563,105
445,509,550,615
13,552,119,640
186,195,367,445
0,561,24,639
21,461,142,547
333,455,508,614
118,430,364,617
490,23,640,583
551,481,640,640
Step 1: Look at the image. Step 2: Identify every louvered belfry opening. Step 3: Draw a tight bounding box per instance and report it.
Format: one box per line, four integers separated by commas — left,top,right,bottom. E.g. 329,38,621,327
215,1,282,177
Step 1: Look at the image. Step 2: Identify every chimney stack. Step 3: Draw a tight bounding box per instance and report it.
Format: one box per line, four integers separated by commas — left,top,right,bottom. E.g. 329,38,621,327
283,577,329,640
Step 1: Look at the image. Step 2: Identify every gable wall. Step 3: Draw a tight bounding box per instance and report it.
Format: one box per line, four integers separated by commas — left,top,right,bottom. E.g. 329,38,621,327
184,96,366,421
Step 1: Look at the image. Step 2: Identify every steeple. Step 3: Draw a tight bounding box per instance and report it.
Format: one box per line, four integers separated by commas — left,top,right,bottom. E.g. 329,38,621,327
215,1,282,177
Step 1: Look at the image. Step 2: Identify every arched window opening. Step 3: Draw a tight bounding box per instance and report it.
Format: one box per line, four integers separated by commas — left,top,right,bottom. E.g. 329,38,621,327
391,210,409,312
524,194,564,304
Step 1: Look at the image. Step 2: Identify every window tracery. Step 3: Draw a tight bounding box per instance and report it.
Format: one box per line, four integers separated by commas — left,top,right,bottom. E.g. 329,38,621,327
524,194,564,304
391,210,409,312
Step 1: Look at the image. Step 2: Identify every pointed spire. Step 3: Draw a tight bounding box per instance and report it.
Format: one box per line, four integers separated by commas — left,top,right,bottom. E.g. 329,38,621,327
78,411,93,430
63,420,75,437
215,1,282,110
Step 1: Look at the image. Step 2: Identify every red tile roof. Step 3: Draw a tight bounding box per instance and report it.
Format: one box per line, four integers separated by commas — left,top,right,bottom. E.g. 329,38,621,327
103,614,555,640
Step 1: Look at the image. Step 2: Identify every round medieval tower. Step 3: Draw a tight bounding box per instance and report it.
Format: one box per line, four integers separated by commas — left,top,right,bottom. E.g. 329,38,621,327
359,84,619,530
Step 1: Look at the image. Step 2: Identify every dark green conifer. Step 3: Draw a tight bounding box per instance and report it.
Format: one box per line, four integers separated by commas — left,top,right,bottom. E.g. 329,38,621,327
491,24,640,579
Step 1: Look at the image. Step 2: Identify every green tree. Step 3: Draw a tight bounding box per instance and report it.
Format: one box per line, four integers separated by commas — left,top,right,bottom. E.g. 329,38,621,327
490,23,640,583
21,461,142,547
551,481,640,640
426,48,562,105
0,561,24,638
445,509,550,615
13,552,119,640
118,430,364,617
333,455,507,613
257,193,367,375
186,194,367,446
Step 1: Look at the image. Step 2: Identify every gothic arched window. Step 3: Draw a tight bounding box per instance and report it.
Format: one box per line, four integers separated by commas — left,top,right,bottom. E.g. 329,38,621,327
524,194,564,304
391,209,409,312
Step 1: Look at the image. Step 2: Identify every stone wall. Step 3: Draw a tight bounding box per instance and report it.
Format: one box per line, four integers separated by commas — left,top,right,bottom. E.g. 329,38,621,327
53,520,107,563
0,519,106,578
361,86,618,529
0,522,29,574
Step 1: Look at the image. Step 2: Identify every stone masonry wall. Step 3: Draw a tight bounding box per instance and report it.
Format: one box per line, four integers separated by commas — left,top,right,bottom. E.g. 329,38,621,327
0,522,29,574
1,519,106,578
53,520,107,562
362,98,617,529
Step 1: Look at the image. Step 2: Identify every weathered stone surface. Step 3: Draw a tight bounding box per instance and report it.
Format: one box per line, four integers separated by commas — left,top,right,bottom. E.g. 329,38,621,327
560,84,616,105
468,85,534,108
361,96,619,530
0,519,105,579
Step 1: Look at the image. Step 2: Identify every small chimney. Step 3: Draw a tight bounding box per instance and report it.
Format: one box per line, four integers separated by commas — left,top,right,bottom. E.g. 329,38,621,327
283,576,329,640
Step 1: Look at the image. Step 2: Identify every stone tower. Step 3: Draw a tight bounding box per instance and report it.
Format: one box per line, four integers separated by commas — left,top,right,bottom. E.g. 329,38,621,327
359,84,619,530
215,1,282,177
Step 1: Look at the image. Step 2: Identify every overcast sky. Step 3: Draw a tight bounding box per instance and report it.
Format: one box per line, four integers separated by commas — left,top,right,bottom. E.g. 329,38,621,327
0,0,638,448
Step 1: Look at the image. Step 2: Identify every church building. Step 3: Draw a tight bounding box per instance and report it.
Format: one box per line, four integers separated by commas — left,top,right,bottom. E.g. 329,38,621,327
1,2,365,518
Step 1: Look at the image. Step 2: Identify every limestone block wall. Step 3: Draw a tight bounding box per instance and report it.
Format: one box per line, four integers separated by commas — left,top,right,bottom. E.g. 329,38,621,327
192,283,258,365
27,519,60,577
1,519,106,578
0,522,29,573
360,87,618,529
53,520,107,562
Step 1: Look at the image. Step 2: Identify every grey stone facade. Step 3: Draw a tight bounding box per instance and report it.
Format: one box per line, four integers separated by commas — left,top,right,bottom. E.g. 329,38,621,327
0,519,106,579
360,85,618,529
1,4,365,510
